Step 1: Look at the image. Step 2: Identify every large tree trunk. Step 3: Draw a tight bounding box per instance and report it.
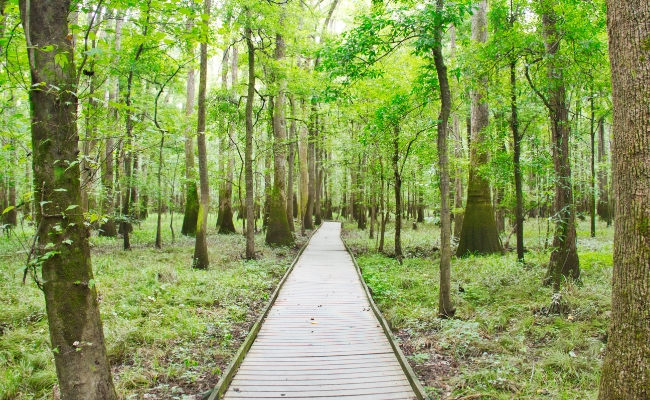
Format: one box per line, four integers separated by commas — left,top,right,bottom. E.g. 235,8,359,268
433,0,455,318
392,125,402,261
217,48,229,228
457,0,502,256
266,32,293,247
540,5,579,289
181,65,199,236
192,0,211,270
20,0,117,397
219,47,237,234
598,1,650,398
245,25,256,259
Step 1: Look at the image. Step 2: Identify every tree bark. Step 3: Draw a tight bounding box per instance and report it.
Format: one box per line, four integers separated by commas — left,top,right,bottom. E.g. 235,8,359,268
597,118,611,225
219,46,237,234
266,32,293,247
540,4,580,289
245,24,256,259
392,125,402,261
298,101,309,235
181,65,199,236
457,0,502,256
598,1,650,397
99,17,120,238
511,60,525,262
304,105,316,230
20,0,117,397
286,97,296,232
192,0,211,270
433,0,455,318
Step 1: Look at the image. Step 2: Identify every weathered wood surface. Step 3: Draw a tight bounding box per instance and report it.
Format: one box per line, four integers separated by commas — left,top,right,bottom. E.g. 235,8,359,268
224,222,416,399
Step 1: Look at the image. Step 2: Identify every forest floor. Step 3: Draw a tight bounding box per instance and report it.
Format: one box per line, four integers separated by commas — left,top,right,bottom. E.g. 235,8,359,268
342,217,613,400
0,215,309,400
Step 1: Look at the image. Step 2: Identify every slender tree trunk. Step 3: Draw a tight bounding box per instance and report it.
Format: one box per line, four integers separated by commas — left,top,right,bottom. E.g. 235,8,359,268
590,92,596,237
298,102,309,235
217,48,230,228
314,134,322,226
192,0,211,270
511,60,525,262
245,24,256,258
540,5,580,289
99,19,120,237
155,133,164,249
120,8,149,250
457,0,502,256
304,106,316,230
219,47,237,234
20,0,117,397
597,118,610,225
598,1,650,397
392,125,402,261
286,97,296,232
181,65,199,236
433,0,455,318
266,32,293,246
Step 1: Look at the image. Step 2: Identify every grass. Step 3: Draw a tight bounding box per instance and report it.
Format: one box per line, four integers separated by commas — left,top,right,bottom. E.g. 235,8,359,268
0,213,308,400
342,216,613,400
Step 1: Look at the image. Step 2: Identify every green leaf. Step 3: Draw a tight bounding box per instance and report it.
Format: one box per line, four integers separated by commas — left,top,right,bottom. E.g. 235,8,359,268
62,239,73,245
2,206,14,215
65,204,79,211
84,47,103,57
88,279,95,289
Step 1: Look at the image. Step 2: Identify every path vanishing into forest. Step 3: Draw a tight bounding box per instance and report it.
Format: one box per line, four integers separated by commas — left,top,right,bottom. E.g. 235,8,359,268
221,222,418,399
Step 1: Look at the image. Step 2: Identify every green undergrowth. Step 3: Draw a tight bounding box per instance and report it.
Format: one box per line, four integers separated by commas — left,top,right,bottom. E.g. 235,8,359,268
342,218,612,400
0,214,307,400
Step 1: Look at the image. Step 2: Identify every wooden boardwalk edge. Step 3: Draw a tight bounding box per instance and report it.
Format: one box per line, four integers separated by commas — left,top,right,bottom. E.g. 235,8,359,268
343,240,428,400
207,224,323,400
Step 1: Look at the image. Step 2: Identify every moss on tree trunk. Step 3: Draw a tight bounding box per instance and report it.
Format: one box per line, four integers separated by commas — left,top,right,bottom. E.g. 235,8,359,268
20,1,117,397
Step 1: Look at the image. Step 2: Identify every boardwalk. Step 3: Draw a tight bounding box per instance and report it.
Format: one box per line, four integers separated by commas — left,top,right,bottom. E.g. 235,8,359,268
223,222,417,399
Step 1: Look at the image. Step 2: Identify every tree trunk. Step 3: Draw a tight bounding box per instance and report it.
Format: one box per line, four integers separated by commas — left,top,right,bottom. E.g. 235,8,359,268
219,46,237,234
457,0,502,256
20,0,117,397
511,60,525,262
598,1,650,397
392,125,402,261
590,92,596,238
192,0,211,270
304,106,316,230
450,25,464,240
245,25,256,258
597,118,611,225
433,0,455,318
541,5,580,289
99,19,120,237
286,97,296,232
266,32,293,247
298,102,309,235
357,156,366,230
181,65,199,236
